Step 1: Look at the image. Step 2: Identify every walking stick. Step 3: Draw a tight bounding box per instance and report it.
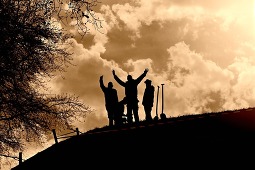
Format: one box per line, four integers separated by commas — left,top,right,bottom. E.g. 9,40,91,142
160,84,167,120
154,85,160,121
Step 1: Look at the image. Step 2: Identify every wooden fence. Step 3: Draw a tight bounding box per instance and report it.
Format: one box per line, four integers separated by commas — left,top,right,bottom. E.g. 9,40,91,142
13,128,81,165
52,128,80,144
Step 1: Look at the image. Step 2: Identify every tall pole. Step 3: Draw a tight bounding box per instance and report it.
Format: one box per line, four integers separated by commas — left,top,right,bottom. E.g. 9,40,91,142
160,84,166,120
161,84,164,114
76,128,80,136
52,129,58,144
155,85,160,120
19,152,22,165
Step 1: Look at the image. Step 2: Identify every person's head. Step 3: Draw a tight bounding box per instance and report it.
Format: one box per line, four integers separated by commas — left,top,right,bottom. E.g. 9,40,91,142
127,75,133,81
144,79,152,86
108,82,113,88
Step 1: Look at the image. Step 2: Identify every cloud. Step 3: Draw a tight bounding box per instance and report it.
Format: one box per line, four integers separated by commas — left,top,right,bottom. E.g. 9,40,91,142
99,0,255,70
225,54,255,109
110,0,205,37
160,42,234,115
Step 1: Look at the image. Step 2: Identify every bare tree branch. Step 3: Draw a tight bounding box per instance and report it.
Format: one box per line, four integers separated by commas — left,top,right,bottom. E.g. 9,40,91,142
0,0,100,160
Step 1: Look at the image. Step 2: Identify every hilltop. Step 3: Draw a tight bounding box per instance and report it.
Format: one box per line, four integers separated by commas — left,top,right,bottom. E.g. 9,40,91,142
12,107,255,169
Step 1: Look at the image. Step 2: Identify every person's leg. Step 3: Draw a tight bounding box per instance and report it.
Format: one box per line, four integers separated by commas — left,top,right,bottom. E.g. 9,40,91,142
114,112,123,126
107,107,114,126
144,106,151,121
109,117,114,126
147,107,153,121
133,102,139,123
126,103,133,124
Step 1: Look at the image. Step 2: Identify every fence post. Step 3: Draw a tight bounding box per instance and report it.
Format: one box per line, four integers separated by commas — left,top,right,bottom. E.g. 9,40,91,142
76,128,79,135
19,152,22,165
52,129,58,144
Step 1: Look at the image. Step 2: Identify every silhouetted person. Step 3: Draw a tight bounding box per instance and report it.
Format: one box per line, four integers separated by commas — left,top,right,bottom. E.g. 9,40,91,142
112,68,149,124
115,97,127,126
142,79,154,122
99,75,119,126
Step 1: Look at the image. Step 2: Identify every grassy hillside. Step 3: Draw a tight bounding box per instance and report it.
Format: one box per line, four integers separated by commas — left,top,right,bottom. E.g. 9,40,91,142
12,107,255,169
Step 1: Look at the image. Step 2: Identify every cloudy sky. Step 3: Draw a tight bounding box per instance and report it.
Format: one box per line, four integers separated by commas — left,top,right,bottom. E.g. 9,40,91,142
50,0,255,132
5,0,255,169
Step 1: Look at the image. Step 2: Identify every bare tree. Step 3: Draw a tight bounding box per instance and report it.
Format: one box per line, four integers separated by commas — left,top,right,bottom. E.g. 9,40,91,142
0,0,102,162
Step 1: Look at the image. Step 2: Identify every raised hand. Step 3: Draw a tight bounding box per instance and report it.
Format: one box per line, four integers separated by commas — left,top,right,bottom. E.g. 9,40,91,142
112,70,116,76
144,68,149,73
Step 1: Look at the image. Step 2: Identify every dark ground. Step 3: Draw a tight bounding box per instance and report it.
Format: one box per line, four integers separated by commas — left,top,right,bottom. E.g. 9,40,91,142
12,108,255,169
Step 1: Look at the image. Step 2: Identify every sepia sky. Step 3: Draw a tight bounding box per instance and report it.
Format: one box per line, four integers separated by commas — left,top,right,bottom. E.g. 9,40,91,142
48,0,255,132
6,1,255,169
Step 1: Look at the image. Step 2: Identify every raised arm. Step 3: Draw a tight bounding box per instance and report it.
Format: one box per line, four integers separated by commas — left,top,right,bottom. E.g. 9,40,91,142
99,75,106,91
112,70,125,87
136,68,149,84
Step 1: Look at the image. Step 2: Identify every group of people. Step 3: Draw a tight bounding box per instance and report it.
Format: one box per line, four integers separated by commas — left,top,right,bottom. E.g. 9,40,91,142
99,68,155,126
